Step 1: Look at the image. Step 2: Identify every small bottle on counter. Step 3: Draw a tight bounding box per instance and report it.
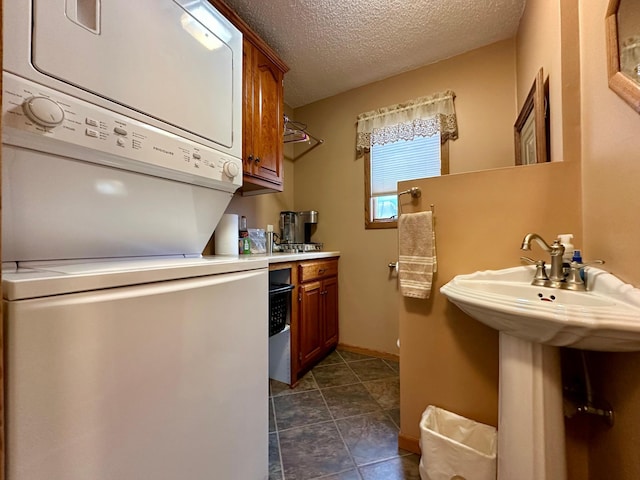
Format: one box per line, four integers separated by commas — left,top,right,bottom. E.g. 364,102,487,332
572,249,585,281
239,216,250,254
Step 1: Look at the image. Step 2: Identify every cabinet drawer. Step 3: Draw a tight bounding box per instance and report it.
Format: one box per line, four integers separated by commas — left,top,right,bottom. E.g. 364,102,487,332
298,259,338,283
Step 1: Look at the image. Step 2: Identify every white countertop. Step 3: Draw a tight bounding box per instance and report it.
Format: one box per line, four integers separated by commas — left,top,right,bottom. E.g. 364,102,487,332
3,256,270,301
2,252,340,300
260,251,341,264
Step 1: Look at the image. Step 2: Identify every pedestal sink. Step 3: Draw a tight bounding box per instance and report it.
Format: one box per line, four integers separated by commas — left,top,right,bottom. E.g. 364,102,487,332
441,265,640,352
441,265,640,480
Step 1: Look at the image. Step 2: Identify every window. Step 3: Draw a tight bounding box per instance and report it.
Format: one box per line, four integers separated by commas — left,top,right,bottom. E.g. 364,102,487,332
356,90,458,229
365,134,448,228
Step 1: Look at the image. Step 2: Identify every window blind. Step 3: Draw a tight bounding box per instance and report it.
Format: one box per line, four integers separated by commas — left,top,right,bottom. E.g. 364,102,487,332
370,134,441,197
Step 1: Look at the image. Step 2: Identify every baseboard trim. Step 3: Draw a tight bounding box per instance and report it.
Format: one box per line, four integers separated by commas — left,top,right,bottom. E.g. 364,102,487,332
398,432,421,454
337,343,399,362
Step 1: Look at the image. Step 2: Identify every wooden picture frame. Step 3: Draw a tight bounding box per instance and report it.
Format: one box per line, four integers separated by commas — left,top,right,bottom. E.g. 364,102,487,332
606,0,640,113
514,68,548,165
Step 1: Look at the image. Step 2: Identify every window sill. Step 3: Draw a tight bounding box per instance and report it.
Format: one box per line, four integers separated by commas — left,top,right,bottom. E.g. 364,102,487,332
365,219,397,230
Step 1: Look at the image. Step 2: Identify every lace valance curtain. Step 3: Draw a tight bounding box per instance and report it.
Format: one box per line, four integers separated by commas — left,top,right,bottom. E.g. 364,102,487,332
356,90,458,155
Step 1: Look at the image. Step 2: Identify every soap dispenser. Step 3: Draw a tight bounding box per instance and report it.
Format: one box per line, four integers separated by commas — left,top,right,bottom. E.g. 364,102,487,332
557,234,575,263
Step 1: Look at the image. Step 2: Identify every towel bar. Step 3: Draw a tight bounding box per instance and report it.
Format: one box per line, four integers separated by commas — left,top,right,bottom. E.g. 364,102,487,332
397,188,436,214
398,187,421,198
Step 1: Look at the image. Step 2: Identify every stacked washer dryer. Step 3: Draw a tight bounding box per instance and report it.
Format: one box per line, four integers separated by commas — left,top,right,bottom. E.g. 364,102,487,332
2,1,269,479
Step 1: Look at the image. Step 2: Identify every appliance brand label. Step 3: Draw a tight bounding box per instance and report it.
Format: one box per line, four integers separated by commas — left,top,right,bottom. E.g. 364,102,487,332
153,146,174,156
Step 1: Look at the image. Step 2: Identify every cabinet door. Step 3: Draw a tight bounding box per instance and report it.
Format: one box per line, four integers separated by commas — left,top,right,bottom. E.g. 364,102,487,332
251,47,284,185
322,276,339,349
298,281,323,369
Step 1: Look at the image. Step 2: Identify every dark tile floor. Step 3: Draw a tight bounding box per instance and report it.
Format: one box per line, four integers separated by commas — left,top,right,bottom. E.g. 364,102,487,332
269,349,421,480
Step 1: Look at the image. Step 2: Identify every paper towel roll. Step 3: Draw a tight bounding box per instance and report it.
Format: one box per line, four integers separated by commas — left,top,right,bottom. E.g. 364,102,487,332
215,214,239,255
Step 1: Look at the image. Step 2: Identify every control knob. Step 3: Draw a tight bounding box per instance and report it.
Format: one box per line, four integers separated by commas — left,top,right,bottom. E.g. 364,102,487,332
222,161,240,178
22,96,65,128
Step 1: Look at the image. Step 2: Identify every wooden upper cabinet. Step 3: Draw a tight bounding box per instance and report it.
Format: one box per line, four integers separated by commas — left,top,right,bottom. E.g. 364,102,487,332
242,40,285,191
206,0,289,195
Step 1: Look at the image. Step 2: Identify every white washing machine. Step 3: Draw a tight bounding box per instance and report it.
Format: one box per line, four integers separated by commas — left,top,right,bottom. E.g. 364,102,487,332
3,257,268,480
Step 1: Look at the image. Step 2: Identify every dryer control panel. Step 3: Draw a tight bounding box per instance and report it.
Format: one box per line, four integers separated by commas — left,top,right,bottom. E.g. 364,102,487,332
2,72,242,192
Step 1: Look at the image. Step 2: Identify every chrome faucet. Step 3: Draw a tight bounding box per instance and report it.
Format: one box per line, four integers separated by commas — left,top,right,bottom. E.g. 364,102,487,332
521,233,566,285
521,233,605,290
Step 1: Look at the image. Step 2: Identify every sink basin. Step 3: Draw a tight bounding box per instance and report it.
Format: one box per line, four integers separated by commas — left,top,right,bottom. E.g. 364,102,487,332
440,265,640,351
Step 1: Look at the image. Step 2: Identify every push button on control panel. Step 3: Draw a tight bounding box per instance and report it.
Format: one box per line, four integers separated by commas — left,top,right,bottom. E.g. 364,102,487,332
86,117,99,127
193,152,202,160
114,126,128,136
85,128,99,138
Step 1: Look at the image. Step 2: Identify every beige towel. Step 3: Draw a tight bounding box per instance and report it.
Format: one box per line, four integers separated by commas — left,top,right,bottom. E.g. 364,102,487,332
398,211,437,299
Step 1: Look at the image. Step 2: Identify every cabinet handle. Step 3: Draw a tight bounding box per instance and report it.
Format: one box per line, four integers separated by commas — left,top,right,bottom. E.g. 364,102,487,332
254,157,261,164
318,268,325,274
247,154,253,163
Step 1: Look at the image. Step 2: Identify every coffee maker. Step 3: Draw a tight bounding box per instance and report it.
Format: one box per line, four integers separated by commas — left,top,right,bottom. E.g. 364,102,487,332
279,210,321,251
279,211,297,244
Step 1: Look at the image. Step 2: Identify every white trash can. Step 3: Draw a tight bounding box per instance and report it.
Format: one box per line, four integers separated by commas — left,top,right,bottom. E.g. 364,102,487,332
419,405,497,480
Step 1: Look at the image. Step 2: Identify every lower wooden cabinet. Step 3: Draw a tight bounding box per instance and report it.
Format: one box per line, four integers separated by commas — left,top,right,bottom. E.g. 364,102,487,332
321,276,339,349
297,259,339,373
270,257,339,385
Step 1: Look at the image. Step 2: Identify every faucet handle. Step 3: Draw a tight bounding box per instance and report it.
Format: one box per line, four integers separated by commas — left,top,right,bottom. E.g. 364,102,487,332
565,260,605,290
520,256,550,284
566,262,585,288
520,256,540,265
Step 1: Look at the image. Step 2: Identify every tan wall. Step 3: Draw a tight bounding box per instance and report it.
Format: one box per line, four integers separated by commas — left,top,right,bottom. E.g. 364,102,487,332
516,0,582,164
292,39,518,354
398,161,582,446
516,0,559,108
559,0,582,164
580,1,640,479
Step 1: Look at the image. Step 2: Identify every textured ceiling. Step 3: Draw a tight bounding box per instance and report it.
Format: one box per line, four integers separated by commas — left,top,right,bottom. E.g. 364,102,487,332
222,0,526,108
